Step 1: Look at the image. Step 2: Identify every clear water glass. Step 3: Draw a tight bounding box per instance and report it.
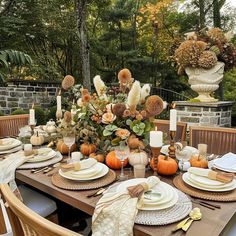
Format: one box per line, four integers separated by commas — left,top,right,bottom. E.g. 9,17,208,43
115,145,130,180
63,134,75,163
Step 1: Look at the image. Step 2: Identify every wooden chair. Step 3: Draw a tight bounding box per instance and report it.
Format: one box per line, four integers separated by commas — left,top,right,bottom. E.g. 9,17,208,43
0,184,81,236
153,119,187,142
189,126,236,155
0,114,29,138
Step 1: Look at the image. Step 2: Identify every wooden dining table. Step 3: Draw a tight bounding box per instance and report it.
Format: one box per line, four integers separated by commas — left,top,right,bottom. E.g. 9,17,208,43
16,168,236,236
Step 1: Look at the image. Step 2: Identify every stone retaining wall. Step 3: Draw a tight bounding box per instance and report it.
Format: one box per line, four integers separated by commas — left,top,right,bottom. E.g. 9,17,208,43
175,101,234,129
0,80,60,114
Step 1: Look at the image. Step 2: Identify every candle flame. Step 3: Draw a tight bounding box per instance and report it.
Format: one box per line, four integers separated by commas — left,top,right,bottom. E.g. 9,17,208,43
32,103,34,109
170,102,176,109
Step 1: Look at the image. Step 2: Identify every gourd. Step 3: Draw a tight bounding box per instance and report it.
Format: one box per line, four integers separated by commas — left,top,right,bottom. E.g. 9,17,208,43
128,151,148,166
80,143,97,156
89,153,105,163
106,151,128,169
150,155,178,175
190,155,208,168
56,139,77,154
30,132,44,146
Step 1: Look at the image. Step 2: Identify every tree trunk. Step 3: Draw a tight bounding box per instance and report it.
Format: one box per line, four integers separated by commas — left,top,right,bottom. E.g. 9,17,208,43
199,0,205,28
213,0,224,100
75,0,91,91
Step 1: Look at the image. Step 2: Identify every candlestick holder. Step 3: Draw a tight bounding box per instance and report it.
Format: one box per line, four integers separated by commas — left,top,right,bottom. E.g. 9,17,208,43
168,130,176,159
151,146,161,176
29,124,36,136
56,109,62,121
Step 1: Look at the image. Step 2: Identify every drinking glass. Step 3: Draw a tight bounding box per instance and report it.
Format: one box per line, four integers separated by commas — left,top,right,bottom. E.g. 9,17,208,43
63,134,75,163
115,144,130,180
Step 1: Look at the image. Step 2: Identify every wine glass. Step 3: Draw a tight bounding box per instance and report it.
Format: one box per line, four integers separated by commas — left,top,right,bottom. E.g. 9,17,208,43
63,134,75,163
115,144,130,180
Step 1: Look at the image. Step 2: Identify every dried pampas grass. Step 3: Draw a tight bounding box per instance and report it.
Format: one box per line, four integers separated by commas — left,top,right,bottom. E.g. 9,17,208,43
127,81,141,112
93,75,108,100
140,84,151,104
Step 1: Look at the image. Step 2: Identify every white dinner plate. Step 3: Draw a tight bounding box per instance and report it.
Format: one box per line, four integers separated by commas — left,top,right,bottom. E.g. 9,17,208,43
212,165,236,173
26,148,56,163
116,178,178,210
65,163,103,178
189,173,228,186
183,172,236,192
161,145,199,160
188,173,234,189
0,145,22,154
0,138,22,151
59,163,109,181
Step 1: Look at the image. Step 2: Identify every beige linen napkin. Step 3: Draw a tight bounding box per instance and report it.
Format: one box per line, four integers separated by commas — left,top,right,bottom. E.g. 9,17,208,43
0,151,31,199
92,176,160,236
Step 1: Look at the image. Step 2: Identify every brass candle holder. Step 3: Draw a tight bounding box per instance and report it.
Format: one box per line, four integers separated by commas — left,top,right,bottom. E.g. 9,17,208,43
56,109,62,121
168,130,176,159
151,146,161,176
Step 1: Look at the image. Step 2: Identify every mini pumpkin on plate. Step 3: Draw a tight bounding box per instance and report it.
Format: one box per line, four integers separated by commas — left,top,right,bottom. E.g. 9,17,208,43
190,155,208,168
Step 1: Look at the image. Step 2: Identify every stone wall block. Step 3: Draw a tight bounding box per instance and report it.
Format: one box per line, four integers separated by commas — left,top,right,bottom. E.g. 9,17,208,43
187,107,202,112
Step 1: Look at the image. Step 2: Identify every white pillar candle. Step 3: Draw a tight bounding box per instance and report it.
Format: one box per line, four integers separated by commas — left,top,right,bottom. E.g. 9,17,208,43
170,109,177,131
150,131,163,147
24,144,32,151
57,94,62,111
29,105,35,125
71,152,81,162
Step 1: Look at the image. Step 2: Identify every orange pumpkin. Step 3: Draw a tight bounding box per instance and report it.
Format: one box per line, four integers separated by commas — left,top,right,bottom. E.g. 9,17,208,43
80,143,96,156
151,155,178,175
106,151,128,169
190,155,208,168
89,153,105,163
56,140,77,154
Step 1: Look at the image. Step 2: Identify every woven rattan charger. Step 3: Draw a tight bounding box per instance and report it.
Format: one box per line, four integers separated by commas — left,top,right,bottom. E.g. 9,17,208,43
51,169,117,190
173,174,236,202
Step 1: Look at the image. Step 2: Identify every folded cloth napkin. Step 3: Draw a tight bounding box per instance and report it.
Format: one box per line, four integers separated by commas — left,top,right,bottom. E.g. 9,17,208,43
217,152,236,170
188,167,234,183
0,151,31,200
60,158,97,172
92,176,160,236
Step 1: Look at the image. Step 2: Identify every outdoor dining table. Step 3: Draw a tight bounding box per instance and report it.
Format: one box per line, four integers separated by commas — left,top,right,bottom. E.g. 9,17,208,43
15,167,236,236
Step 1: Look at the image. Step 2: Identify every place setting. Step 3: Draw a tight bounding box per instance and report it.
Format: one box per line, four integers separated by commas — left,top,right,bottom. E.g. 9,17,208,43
51,152,117,190
0,138,22,155
17,144,63,170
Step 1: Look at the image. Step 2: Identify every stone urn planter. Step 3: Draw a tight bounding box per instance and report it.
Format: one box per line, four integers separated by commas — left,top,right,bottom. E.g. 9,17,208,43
185,62,225,102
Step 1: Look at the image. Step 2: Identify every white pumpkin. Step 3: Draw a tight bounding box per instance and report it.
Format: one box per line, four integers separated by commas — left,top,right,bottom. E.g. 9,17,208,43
30,132,44,146
128,151,149,166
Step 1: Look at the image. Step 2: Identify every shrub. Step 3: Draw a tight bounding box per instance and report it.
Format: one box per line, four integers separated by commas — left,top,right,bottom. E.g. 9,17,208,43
0,110,4,116
11,109,28,115
34,106,46,125
46,106,57,121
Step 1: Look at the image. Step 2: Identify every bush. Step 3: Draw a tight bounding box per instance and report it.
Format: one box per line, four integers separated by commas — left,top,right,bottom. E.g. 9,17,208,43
46,106,57,121
0,110,4,116
34,106,46,125
11,109,28,115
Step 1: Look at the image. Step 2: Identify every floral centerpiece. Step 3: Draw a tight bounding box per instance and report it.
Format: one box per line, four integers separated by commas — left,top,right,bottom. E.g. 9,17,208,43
58,69,165,159
174,28,236,102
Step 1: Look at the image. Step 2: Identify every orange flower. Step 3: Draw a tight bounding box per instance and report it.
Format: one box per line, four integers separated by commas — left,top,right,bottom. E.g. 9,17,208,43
116,129,130,139
102,112,116,124
82,94,91,103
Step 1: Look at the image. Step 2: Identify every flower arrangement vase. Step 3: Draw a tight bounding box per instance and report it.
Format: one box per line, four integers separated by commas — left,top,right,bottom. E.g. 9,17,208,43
185,62,225,102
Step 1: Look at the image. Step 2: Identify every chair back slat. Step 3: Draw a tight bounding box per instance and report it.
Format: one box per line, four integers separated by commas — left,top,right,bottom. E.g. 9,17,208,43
0,114,29,137
189,126,236,155
0,184,81,236
153,119,187,142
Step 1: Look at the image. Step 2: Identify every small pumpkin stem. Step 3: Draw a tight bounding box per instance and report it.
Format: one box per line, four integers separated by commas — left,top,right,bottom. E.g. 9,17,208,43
198,154,200,161
36,131,39,137
164,155,168,160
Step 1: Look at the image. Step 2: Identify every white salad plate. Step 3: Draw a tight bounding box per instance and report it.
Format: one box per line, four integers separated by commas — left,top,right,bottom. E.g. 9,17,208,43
59,163,109,181
0,138,22,151
0,145,22,154
26,148,56,163
183,172,236,192
116,178,178,210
